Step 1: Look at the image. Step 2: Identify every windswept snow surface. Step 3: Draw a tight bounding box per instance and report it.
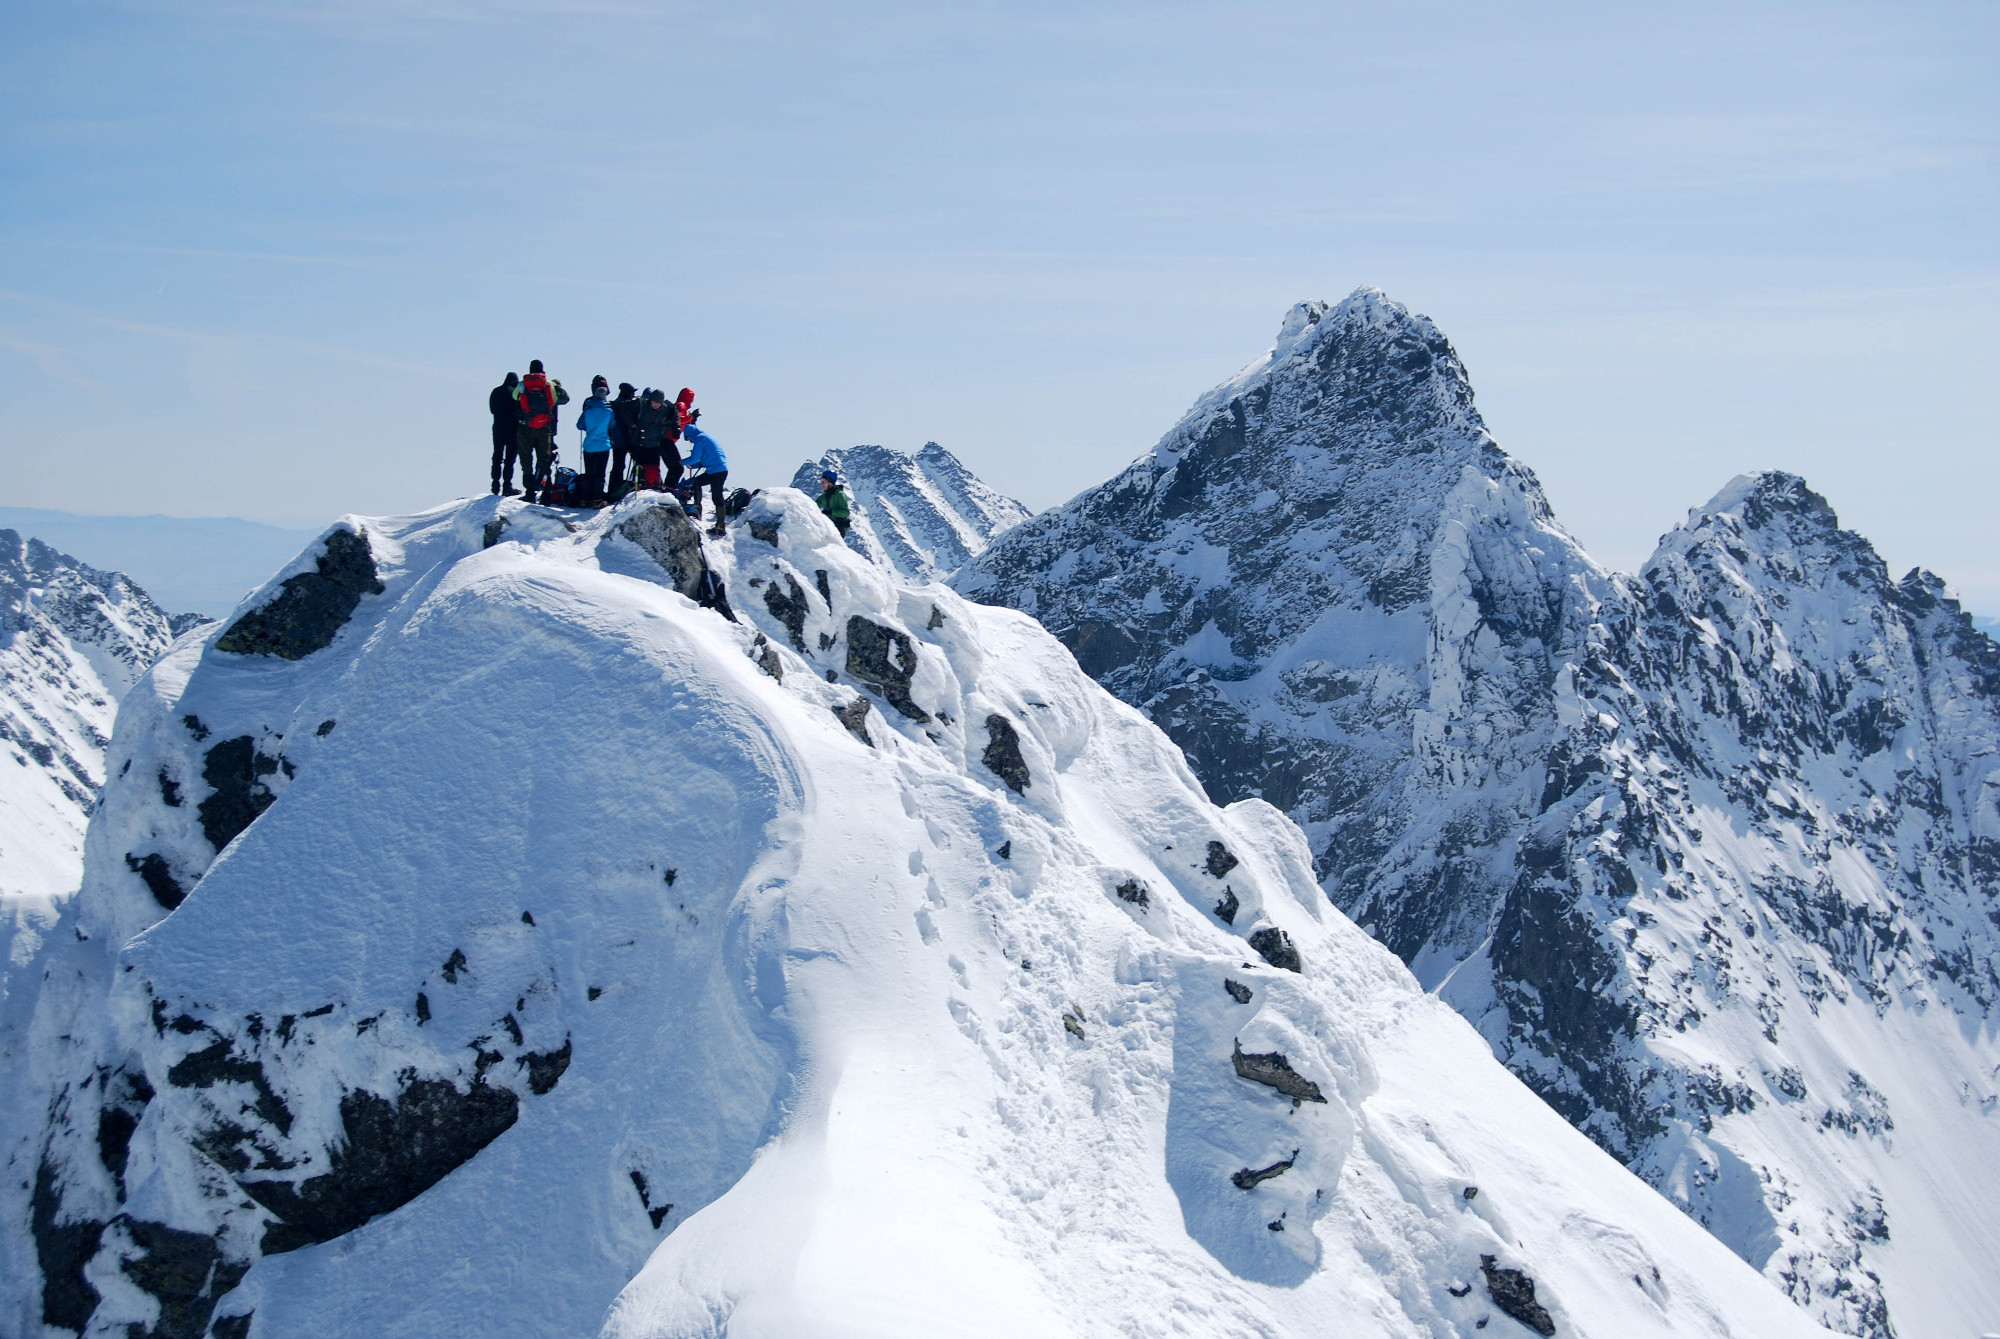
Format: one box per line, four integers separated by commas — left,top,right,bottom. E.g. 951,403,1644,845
793,442,1031,582
1,490,1829,1338
959,290,2000,1339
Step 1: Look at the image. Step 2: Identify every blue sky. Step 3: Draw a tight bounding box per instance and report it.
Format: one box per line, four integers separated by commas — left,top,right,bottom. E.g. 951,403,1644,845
3,1,1995,604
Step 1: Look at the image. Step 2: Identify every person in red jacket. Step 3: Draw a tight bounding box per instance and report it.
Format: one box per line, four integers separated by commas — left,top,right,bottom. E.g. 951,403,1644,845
675,387,695,428
513,359,564,503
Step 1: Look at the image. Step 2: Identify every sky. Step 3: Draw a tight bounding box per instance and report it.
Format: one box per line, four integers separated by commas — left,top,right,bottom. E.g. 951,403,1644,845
2,1,1995,606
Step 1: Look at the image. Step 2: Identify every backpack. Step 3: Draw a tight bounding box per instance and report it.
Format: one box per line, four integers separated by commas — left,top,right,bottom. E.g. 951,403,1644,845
675,388,695,427
546,466,578,506
518,373,555,430
725,487,754,517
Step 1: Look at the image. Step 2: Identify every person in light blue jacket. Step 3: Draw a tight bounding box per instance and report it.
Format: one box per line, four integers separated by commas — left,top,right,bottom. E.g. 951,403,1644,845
679,421,730,535
575,375,615,505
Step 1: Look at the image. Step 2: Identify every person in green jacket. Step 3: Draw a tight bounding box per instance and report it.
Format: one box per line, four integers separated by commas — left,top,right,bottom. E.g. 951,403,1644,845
816,469,851,536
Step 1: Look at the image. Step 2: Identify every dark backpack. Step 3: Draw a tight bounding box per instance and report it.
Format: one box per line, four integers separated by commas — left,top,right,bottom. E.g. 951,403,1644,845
725,488,754,517
545,466,577,506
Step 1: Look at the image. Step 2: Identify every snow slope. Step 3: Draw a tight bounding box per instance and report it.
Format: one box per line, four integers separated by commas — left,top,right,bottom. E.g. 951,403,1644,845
792,442,1031,581
958,291,2000,1339
1,530,187,926
2,490,1828,1338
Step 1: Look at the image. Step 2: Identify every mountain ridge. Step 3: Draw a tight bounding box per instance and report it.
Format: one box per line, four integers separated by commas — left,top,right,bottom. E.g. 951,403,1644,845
958,288,2000,1339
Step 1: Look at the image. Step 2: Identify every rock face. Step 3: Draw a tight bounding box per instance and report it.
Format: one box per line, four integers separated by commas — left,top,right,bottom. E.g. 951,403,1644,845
959,289,2000,1338
794,442,1031,582
0,530,185,919
0,490,1832,1339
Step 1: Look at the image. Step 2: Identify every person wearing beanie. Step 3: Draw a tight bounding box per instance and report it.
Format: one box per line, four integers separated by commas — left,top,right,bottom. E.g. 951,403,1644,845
631,387,683,493
609,381,640,499
816,468,851,536
511,361,561,503
574,376,615,506
488,371,520,495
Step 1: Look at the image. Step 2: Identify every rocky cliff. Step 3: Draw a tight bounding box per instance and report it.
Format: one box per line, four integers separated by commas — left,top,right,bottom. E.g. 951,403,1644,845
958,291,2000,1339
793,441,1031,582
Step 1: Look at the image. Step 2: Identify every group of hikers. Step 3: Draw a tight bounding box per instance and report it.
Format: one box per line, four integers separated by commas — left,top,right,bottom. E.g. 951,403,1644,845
486,363,851,539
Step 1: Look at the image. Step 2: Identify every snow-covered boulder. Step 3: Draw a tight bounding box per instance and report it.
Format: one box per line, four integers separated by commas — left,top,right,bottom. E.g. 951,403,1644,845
2,491,1828,1338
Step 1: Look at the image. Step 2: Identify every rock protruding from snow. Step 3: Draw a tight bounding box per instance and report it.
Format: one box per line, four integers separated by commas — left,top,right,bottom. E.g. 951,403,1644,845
794,442,1031,581
959,289,2000,1339
0,491,1830,1339
0,530,183,920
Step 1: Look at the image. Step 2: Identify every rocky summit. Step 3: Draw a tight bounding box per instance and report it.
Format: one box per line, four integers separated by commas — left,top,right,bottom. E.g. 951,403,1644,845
959,288,2000,1339
793,441,1030,583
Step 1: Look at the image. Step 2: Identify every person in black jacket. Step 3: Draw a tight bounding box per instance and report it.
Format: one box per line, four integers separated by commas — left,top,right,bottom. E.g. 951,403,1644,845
632,388,684,492
488,372,520,494
609,382,640,498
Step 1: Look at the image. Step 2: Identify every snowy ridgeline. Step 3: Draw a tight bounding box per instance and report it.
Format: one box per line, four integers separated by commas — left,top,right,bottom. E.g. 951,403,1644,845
792,441,1031,582
0,492,1830,1338
956,290,2000,1339
0,531,197,927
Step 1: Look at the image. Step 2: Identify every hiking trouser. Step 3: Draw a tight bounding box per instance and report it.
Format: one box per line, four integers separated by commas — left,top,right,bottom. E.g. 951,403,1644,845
632,446,684,491
688,469,727,518
610,437,629,495
581,450,609,504
490,424,516,491
516,424,554,497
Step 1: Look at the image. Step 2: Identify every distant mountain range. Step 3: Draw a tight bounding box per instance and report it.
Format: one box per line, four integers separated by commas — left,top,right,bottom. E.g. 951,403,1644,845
791,443,1031,582
957,289,2000,1339
0,508,319,619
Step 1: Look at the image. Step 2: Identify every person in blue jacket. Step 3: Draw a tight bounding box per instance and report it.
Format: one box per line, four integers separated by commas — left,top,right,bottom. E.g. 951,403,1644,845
680,416,729,536
575,375,615,506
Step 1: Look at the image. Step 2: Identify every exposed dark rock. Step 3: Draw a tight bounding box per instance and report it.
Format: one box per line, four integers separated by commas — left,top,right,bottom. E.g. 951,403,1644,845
1232,1039,1326,1104
167,1039,292,1135
315,718,336,737
1224,978,1253,1004
96,1068,153,1198
243,1077,522,1254
1480,1254,1557,1335
831,696,873,747
588,986,603,1000
1062,1010,1085,1039
1213,886,1240,925
214,528,383,660
1463,1184,1479,1200
1231,1151,1297,1189
763,575,810,651
121,1217,226,1339
928,605,946,630
749,515,781,545
815,569,831,606
126,852,187,911
629,1169,672,1229
1205,840,1239,878
982,714,1030,792
441,948,467,984
750,634,783,681
196,735,284,852
33,1158,104,1332
482,518,506,549
212,1313,254,1339
182,714,210,742
845,616,931,721
617,502,731,622
518,1038,572,1095
158,768,182,807
1248,926,1302,973
1115,878,1150,909
415,992,431,1024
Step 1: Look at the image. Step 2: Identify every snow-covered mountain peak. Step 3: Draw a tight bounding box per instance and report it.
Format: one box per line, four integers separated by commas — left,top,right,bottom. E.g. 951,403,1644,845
791,440,1030,582
960,294,2000,1338
0,531,185,925
1,489,1833,1338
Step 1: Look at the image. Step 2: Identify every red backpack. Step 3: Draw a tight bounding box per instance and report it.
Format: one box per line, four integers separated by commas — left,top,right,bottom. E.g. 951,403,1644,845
675,387,695,427
519,373,555,430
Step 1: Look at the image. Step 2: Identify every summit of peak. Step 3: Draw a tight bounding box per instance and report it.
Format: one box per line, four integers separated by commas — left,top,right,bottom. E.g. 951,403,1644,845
1682,470,1841,538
